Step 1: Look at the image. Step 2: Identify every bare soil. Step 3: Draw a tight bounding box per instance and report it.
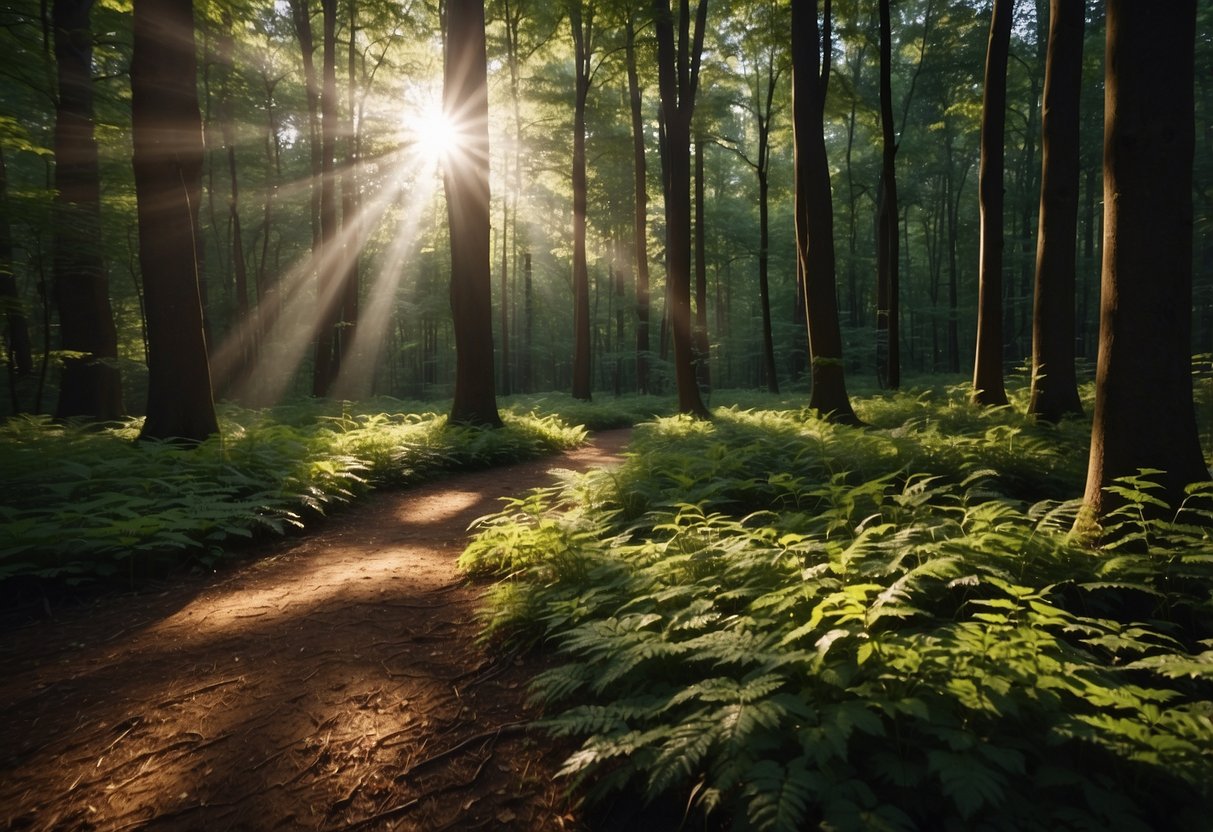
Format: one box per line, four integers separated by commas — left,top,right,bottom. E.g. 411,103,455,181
0,429,631,832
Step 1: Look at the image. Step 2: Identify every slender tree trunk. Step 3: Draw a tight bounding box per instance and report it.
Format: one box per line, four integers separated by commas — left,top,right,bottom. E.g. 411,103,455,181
625,15,651,394
312,0,339,396
1028,0,1084,422
337,0,359,383
875,0,899,389
52,0,123,420
693,131,711,392
754,62,778,394
793,0,857,423
570,2,593,400
972,0,1011,405
445,0,500,426
652,0,710,418
1,148,33,412
1080,0,1204,526
132,0,218,442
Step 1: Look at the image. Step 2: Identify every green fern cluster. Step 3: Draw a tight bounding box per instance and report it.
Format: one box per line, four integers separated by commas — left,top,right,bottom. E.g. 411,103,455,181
462,396,1213,830
0,402,584,583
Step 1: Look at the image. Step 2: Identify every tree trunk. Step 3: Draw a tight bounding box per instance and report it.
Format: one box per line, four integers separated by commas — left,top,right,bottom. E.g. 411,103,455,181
570,2,592,401
444,0,501,426
693,131,711,392
1028,0,1084,422
1080,0,1205,526
337,0,359,384
793,0,857,424
1,148,33,412
972,0,1011,406
52,0,123,420
875,0,899,390
652,0,710,418
312,0,339,396
755,63,778,394
132,0,218,442
625,14,650,395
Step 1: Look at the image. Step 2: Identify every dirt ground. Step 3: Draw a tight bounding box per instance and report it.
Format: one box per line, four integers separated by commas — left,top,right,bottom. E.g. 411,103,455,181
0,429,631,832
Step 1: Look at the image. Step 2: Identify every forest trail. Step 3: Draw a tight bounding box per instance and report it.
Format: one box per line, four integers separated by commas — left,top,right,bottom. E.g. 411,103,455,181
0,429,631,832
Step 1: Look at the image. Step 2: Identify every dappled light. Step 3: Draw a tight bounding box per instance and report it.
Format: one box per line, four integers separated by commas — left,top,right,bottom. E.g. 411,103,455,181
2,0,1212,829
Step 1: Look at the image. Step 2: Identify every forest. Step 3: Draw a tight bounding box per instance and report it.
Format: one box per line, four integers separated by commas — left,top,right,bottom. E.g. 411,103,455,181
2,0,1213,829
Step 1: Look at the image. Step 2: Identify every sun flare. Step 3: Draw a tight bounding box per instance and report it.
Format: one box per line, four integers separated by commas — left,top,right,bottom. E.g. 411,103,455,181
412,108,459,166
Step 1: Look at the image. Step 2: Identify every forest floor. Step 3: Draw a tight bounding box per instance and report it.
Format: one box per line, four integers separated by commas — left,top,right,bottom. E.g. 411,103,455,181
0,429,631,832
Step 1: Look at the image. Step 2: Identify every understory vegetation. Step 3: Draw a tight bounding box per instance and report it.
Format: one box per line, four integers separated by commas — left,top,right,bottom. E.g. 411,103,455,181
0,396,592,583
461,385,1213,831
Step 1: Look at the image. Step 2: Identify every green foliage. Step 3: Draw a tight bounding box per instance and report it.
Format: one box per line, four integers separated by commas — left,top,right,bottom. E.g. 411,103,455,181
0,399,584,583
462,390,1213,830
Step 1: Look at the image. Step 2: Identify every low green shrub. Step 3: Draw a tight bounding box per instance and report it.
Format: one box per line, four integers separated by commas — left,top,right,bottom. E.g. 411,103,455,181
0,402,584,583
462,394,1213,831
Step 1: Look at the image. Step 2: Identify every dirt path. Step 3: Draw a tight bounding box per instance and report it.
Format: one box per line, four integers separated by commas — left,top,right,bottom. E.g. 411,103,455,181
0,429,630,832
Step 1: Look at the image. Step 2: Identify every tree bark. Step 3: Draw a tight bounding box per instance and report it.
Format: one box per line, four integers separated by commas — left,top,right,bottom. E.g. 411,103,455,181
1080,0,1205,526
972,0,1011,406
312,0,339,396
693,130,711,392
792,0,857,424
652,0,710,418
1028,0,1083,422
445,0,501,426
1,148,33,411
570,2,593,401
875,0,899,390
625,14,650,394
52,0,123,420
132,0,218,442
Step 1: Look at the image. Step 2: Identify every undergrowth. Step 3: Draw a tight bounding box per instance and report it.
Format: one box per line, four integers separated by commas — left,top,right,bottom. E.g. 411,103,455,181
0,398,584,583
461,388,1213,831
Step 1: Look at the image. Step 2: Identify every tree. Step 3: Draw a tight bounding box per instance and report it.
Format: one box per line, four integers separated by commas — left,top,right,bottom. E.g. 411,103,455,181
445,0,502,426
1027,0,1083,422
570,0,594,400
971,0,1011,406
792,0,858,424
874,0,898,390
312,0,340,396
1,147,34,412
52,0,123,420
132,0,219,442
721,0,784,394
1080,0,1205,525
652,0,710,418
623,6,652,394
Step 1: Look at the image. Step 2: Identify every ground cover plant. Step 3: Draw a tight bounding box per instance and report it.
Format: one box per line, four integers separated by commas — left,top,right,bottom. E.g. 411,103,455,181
0,397,584,584
461,386,1213,831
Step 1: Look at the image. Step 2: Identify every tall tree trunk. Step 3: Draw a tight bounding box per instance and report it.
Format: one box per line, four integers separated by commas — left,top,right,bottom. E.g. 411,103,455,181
445,0,501,426
754,61,778,394
1080,0,1204,526
288,0,322,251
211,10,252,394
570,2,593,401
1028,0,1084,422
972,0,1011,406
693,130,710,392
337,0,359,382
1,148,33,412
312,0,339,396
52,0,123,420
875,0,899,390
652,0,710,418
132,0,218,442
625,14,651,394
793,0,857,424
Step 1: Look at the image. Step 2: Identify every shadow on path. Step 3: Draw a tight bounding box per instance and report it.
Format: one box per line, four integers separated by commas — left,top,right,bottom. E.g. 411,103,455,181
0,429,630,831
